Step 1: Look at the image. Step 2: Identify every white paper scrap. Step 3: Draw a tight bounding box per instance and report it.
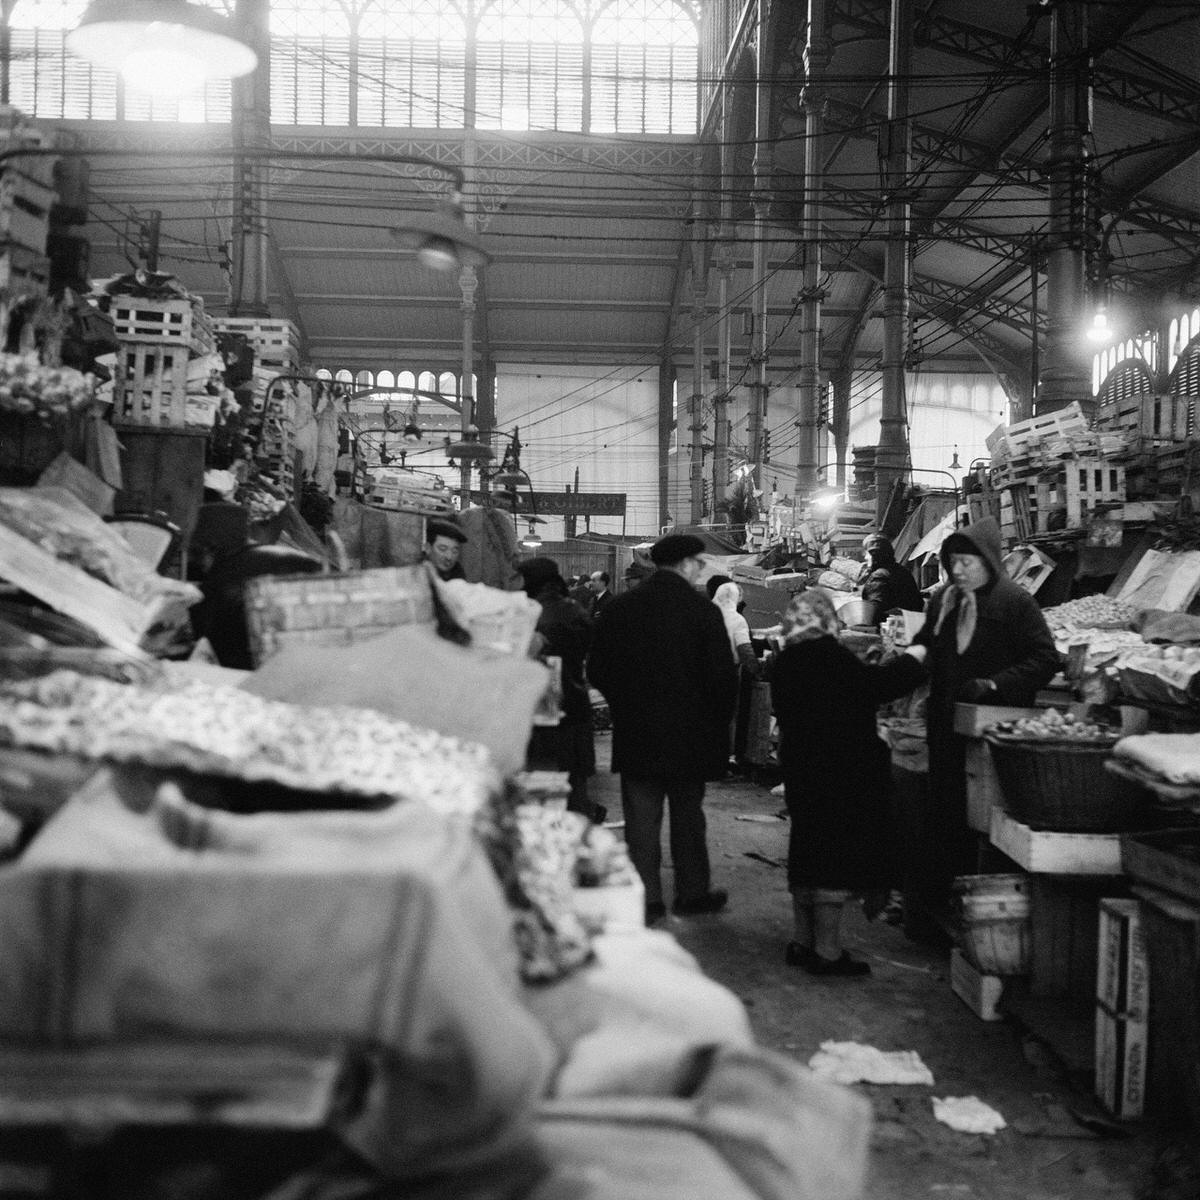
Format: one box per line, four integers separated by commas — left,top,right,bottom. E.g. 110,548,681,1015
932,1095,1006,1135
807,1041,935,1086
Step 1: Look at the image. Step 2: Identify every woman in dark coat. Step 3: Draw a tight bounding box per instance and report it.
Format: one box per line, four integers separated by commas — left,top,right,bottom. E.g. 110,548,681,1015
518,556,599,821
860,533,924,619
912,516,1060,911
771,591,927,976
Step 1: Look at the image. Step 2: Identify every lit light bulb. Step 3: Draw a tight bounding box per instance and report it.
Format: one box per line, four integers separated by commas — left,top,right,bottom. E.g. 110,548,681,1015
1086,309,1113,344
416,236,459,272
121,43,207,95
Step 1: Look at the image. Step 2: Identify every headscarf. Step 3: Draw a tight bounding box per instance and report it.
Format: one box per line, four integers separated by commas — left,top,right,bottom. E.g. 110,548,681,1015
712,581,751,658
932,534,991,653
780,590,841,646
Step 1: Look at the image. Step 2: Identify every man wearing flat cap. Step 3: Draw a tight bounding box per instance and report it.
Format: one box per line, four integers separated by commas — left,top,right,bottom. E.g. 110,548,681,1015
587,533,737,925
425,518,468,582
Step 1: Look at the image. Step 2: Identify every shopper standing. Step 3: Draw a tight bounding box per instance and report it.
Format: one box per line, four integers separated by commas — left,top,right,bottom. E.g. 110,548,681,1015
771,591,927,976
587,571,615,620
587,533,737,925
518,556,601,823
912,517,1059,925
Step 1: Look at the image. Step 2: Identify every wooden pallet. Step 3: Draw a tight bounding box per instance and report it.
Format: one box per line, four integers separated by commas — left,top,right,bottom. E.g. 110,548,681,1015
999,482,1033,541
1097,393,1192,442
213,316,303,372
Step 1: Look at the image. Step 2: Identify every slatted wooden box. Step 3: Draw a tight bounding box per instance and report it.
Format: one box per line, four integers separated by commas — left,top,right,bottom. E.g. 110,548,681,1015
212,316,302,372
244,565,435,666
108,295,215,356
112,342,191,428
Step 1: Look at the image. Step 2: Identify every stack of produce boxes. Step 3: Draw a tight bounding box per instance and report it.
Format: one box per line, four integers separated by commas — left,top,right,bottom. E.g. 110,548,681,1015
1095,897,1149,1119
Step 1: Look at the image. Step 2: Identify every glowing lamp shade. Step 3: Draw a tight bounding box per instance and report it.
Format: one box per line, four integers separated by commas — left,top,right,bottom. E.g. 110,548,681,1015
520,522,543,551
1086,308,1113,344
67,0,257,95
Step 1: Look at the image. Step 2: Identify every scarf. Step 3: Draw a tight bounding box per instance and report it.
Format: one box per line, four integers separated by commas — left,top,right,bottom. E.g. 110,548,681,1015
933,587,978,654
781,591,841,646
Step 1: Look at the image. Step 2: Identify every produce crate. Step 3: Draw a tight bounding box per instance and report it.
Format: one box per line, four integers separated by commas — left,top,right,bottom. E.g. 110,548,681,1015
1097,393,1191,443
212,316,302,372
112,342,191,428
1002,402,1089,456
107,295,215,356
245,565,435,666
998,482,1033,541
1031,459,1125,531
1152,442,1200,490
0,169,53,254
1122,828,1200,907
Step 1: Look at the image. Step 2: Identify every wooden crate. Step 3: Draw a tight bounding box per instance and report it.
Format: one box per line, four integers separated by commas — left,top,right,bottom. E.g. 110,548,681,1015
108,295,214,355
0,170,53,254
967,490,1001,526
1063,460,1125,525
1028,876,1121,1002
244,565,435,666
998,482,1033,541
113,341,191,427
999,402,1088,457
1097,393,1191,442
212,316,303,371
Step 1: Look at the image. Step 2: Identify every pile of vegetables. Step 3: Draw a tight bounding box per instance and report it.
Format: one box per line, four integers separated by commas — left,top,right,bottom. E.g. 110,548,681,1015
987,708,1119,742
1043,595,1138,632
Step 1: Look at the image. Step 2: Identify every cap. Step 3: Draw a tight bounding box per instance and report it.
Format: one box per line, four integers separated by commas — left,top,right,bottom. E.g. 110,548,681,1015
517,555,565,597
649,533,706,566
426,518,467,544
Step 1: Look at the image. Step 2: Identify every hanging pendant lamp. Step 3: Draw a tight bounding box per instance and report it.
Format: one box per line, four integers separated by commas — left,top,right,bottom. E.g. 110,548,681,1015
67,0,257,96
390,195,492,273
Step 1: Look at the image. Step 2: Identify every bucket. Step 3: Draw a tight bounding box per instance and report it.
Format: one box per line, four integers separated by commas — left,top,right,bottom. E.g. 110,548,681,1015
955,874,1031,976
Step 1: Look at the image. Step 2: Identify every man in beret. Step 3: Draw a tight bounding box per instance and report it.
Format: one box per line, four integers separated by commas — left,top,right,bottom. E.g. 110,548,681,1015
424,518,468,582
587,533,737,924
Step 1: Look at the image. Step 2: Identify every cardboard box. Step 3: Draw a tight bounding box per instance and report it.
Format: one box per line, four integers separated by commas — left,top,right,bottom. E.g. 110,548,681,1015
1097,898,1149,1020
1095,1005,1148,1119
950,947,1004,1021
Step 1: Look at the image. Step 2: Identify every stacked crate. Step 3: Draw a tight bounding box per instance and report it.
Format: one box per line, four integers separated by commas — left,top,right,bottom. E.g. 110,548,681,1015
0,107,56,337
991,403,1128,537
1095,392,1196,496
108,294,218,430
211,316,304,498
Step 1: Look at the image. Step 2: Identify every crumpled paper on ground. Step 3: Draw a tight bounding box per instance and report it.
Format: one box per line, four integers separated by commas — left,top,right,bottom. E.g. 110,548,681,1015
932,1095,1006,1134
807,1041,934,1086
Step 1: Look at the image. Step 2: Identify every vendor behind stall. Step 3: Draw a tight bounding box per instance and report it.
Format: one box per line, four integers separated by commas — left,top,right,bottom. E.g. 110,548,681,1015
912,517,1059,926
860,533,923,623
425,518,468,582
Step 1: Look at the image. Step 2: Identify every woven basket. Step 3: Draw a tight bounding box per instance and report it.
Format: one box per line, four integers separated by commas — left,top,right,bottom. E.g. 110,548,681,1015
983,731,1144,832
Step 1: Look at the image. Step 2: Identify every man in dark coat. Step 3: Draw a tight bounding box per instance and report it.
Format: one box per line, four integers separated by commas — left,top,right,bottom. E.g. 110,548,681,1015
587,571,615,620
912,516,1060,915
587,533,737,925
860,533,923,620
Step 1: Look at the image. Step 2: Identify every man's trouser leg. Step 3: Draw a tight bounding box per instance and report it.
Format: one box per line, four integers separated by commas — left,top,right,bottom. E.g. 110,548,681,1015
666,778,709,905
621,776,666,906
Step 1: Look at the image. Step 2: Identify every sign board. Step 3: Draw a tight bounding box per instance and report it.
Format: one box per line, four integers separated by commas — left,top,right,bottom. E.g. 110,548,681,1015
526,491,627,517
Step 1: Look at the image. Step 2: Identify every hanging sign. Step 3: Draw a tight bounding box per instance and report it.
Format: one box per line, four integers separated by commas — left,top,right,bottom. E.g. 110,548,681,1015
526,491,627,517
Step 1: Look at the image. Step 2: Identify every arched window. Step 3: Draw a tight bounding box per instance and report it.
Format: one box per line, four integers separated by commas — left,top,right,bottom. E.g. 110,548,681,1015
592,0,698,134
355,368,374,387
271,0,353,125
376,369,395,388
397,370,417,392
438,370,459,398
357,0,466,128
477,0,584,132
418,370,438,394
335,367,354,384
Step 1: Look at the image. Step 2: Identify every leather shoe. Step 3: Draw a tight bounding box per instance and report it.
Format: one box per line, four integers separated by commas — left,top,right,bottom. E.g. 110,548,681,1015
672,889,728,916
644,900,667,926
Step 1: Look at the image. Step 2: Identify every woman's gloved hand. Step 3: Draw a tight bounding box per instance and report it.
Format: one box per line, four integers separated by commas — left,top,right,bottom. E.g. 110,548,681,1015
957,677,998,703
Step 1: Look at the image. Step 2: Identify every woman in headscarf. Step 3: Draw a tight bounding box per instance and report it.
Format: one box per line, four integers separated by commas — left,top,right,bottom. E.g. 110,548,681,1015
713,581,761,772
911,518,1059,926
771,590,927,976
